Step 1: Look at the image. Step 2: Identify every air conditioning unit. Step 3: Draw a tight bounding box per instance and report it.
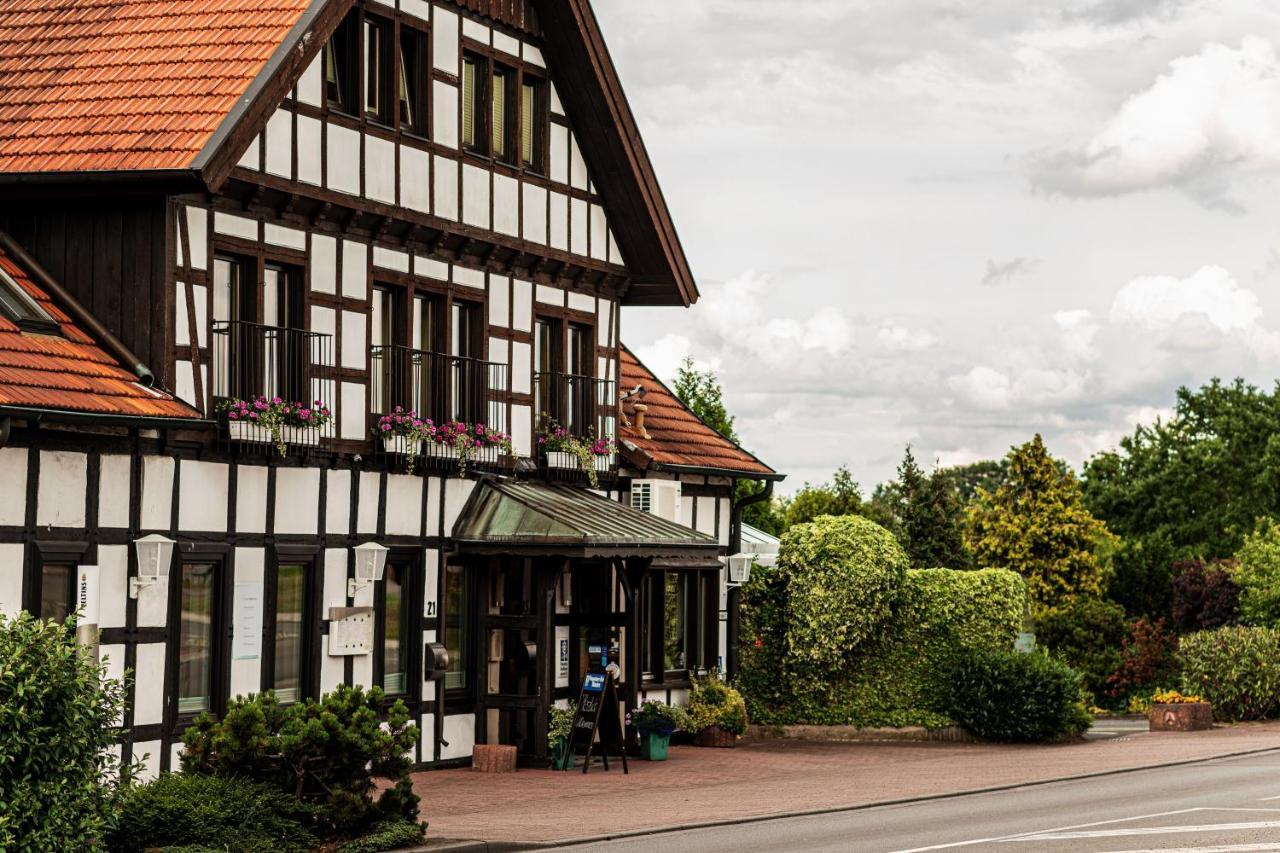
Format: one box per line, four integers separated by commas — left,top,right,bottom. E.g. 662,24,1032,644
630,479,683,523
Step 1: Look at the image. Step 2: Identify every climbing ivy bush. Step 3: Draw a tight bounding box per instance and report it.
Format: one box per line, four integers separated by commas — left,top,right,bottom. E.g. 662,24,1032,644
774,514,909,682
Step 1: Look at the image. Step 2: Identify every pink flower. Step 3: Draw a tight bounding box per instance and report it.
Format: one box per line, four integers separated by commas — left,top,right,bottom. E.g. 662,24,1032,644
381,423,391,432
228,412,239,421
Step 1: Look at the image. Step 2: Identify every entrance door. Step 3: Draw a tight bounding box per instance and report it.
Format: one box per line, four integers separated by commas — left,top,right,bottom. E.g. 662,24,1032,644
475,557,556,758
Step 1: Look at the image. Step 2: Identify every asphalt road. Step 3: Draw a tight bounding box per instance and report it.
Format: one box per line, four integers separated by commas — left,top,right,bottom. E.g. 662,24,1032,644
558,749,1280,853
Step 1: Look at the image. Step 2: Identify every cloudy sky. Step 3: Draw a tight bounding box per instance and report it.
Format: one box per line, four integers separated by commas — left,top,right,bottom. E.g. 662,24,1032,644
592,0,1280,493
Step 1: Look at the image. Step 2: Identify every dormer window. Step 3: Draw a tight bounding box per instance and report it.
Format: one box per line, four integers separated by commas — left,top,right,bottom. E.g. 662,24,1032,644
364,15,392,124
0,265,58,334
399,26,427,135
325,13,358,113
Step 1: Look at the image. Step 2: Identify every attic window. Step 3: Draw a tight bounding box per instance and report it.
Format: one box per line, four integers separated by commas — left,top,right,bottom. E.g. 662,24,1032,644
0,266,58,334
521,75,547,173
325,12,358,114
364,15,393,124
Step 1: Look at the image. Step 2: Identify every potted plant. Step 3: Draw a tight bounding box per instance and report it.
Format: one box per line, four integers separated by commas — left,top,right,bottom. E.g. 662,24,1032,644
431,421,512,476
376,408,435,473
220,396,332,458
687,671,748,748
538,416,614,488
628,700,689,761
1148,690,1213,732
547,703,576,771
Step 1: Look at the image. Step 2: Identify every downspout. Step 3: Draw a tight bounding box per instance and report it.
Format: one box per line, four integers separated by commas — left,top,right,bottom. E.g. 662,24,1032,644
726,479,774,679
0,231,156,387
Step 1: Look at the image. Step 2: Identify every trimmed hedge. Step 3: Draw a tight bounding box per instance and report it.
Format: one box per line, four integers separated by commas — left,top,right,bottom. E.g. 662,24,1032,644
1179,626,1280,722
948,648,1091,743
742,566,1026,726
105,773,317,853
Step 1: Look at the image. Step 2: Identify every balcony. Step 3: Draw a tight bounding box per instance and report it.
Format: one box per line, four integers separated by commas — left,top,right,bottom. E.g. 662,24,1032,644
534,371,618,483
211,320,336,452
371,346,512,472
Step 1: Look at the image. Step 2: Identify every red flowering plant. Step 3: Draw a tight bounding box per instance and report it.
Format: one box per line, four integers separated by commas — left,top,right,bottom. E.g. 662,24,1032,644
218,395,332,457
375,407,437,473
430,420,512,475
536,415,615,488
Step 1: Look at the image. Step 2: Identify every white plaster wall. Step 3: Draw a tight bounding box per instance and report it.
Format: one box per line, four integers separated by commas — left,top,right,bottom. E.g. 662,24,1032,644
265,109,293,178
419,712,436,762
36,450,86,528
441,715,476,761
327,123,362,195
311,235,337,294
135,741,161,782
97,454,132,529
590,204,609,261
365,134,397,204
326,469,352,535
696,496,716,537
548,192,568,251
719,498,732,547
511,405,532,457
385,475,424,537
177,460,228,533
311,305,337,344
424,477,442,537
275,468,321,535
512,279,532,332
570,198,588,256
488,275,510,327
535,284,564,307
298,114,322,185
569,136,588,190
297,55,323,107
462,164,490,229
442,478,473,535
461,16,489,43
185,206,208,270
342,310,368,370
341,240,368,299
140,456,174,531
432,6,459,74
341,381,368,441
433,156,459,221
453,266,484,290
401,145,431,213
264,223,306,251
214,212,257,241
238,136,260,170
402,0,429,23
320,634,347,695
492,30,519,58
135,562,169,627
510,341,531,395
550,124,569,184
98,545,128,629
433,81,458,149
229,548,265,699
324,547,349,613
357,472,381,535
493,174,519,237
0,448,25,525
373,246,410,273
132,643,167,725
567,291,595,314
235,464,268,534
596,300,613,347
416,256,449,281
522,183,547,244
0,543,23,616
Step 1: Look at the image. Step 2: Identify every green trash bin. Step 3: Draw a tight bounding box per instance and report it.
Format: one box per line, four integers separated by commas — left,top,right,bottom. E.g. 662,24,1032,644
640,731,671,761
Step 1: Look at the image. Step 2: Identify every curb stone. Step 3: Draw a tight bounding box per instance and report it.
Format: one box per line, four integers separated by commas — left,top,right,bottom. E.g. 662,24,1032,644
430,743,1280,851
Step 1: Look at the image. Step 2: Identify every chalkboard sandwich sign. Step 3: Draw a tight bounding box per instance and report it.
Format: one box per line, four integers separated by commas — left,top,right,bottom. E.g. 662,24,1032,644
568,671,629,775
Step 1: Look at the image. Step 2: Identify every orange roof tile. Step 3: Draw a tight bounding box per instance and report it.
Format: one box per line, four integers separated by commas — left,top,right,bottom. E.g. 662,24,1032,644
0,242,202,419
618,344,778,479
0,0,313,174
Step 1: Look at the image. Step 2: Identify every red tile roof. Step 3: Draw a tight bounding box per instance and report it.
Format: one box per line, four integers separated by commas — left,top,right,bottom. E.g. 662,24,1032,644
0,0,313,174
0,242,202,419
618,344,777,479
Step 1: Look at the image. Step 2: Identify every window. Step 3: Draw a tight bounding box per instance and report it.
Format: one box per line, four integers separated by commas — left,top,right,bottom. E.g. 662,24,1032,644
462,54,485,153
0,265,58,334
643,570,718,681
399,26,427,135
325,12,358,113
38,563,75,623
491,65,515,163
364,15,393,123
451,301,483,422
663,573,685,671
177,561,219,716
271,562,309,704
443,565,470,692
521,76,546,172
379,560,412,696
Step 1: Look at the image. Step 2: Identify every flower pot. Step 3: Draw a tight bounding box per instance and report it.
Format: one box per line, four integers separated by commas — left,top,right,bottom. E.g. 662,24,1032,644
593,453,616,474
227,420,254,442
546,451,580,470
281,426,320,447
1148,702,1213,732
429,442,461,459
694,726,738,748
382,435,423,457
640,731,671,760
550,736,574,771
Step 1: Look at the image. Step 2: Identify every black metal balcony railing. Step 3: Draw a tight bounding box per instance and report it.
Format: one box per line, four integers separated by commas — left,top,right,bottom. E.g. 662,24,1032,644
534,372,618,482
211,320,336,450
371,346,513,472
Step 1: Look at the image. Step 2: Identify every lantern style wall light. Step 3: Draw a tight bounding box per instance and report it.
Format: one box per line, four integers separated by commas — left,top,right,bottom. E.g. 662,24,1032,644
726,554,754,587
349,542,389,598
131,534,176,599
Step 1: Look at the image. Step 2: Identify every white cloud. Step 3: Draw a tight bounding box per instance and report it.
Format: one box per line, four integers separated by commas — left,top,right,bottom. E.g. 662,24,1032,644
1033,37,1280,202
1109,265,1261,332
877,324,937,352
949,366,1013,411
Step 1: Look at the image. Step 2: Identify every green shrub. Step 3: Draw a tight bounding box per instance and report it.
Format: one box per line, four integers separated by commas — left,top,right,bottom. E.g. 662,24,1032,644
1232,520,1280,628
0,613,135,851
764,515,909,685
1035,598,1127,703
1179,626,1280,721
742,568,1025,727
948,648,1091,742
686,672,748,735
336,819,426,853
181,685,419,836
105,773,316,853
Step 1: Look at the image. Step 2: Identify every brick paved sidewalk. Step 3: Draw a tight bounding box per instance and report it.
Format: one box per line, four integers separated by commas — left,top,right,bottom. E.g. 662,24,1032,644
414,722,1280,846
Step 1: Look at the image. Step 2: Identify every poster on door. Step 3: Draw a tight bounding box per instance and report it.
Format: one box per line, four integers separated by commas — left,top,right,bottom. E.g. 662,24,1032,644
555,626,571,688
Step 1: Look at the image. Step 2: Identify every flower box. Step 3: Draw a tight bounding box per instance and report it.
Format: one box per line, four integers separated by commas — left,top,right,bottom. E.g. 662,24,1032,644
594,453,616,473
382,436,423,457
428,442,461,460
546,451,580,470
640,731,671,761
227,421,319,448
694,725,738,748
1148,702,1213,732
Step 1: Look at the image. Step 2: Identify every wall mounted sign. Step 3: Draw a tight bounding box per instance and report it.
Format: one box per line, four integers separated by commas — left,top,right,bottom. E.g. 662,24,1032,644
232,582,264,661
328,606,375,655
555,626,571,689
76,565,99,625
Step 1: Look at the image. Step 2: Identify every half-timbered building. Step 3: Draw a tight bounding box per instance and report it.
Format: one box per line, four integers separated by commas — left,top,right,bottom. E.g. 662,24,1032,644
0,0,781,771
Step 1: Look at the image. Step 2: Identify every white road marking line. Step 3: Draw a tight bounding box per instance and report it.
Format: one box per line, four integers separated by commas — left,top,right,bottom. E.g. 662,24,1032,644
1009,820,1280,841
886,808,1208,853
1097,846,1280,853
1258,794,1280,801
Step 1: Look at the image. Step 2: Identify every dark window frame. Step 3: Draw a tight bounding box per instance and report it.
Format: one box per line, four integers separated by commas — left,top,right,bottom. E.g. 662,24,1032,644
397,21,429,137
462,52,489,156
373,549,423,702
262,545,322,704
0,265,60,336
460,46,549,177
519,70,549,174
441,561,475,700
363,12,395,126
166,546,233,730
641,568,719,687
325,10,360,114
25,541,89,624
